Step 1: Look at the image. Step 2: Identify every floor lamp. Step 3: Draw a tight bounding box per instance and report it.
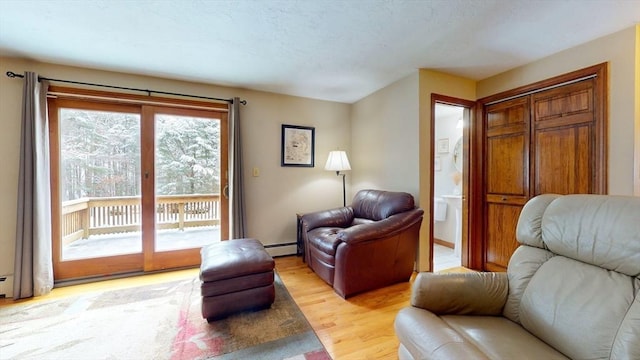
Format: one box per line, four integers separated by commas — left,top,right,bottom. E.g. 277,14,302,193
325,150,351,207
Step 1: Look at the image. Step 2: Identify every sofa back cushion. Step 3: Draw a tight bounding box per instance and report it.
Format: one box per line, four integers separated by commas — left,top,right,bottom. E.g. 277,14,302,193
506,194,640,359
519,256,638,359
542,195,640,276
351,189,415,221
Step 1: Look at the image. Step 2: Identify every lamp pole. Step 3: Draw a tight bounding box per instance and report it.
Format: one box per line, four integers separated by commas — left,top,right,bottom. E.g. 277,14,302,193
325,150,351,208
338,171,346,207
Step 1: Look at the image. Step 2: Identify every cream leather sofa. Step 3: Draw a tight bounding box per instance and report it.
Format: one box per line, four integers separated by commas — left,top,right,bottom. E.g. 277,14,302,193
395,194,640,359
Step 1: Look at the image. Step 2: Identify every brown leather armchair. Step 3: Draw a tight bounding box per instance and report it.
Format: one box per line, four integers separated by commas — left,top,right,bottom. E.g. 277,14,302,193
300,189,424,298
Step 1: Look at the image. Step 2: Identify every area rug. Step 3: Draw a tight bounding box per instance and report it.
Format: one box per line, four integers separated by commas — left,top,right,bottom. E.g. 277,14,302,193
0,273,331,360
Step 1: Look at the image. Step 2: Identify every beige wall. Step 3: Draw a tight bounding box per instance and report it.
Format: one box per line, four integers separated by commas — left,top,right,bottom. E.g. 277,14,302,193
350,72,420,199
351,70,476,272
0,57,351,284
478,25,639,196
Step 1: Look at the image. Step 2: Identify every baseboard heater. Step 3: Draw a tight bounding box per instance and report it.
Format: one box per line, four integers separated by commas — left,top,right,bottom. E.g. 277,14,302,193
0,276,7,298
264,242,296,248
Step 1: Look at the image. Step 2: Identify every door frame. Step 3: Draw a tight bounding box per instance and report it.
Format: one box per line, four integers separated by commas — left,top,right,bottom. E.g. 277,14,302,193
430,94,476,270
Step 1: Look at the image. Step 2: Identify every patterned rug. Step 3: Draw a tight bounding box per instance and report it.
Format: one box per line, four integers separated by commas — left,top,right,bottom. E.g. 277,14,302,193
0,273,331,360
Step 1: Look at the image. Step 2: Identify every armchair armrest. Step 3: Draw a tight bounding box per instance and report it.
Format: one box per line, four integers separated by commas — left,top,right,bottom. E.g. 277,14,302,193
301,207,354,230
411,272,508,315
338,208,423,244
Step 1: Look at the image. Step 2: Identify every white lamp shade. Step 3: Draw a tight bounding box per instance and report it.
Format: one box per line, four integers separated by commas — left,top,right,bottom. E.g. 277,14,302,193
324,151,351,171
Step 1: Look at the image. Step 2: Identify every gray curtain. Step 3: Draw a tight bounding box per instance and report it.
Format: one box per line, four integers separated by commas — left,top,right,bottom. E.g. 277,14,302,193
229,97,246,238
13,72,53,299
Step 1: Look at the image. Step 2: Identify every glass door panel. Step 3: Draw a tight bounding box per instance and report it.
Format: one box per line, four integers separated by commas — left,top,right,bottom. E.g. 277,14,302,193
153,112,222,252
59,108,141,261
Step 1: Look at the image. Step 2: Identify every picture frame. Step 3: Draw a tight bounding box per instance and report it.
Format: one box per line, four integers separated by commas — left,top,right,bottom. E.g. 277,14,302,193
281,124,315,167
437,138,449,154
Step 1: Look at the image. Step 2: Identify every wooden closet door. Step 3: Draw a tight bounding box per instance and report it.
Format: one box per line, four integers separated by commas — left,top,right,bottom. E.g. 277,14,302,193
474,64,606,272
484,97,530,271
532,79,597,194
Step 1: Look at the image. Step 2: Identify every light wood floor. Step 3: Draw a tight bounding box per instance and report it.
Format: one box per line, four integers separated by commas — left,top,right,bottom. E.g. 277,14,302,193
276,255,414,359
1,256,470,359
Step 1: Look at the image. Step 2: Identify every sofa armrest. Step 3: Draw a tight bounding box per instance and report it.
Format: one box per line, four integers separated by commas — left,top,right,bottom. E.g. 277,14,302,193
337,208,423,244
411,272,508,315
301,207,354,231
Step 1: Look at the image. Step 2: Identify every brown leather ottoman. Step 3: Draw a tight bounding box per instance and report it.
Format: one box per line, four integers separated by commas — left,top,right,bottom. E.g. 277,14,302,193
200,238,275,320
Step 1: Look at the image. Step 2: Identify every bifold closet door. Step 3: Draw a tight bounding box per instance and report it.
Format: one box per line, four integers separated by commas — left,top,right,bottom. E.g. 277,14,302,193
483,97,530,272
532,79,598,195
481,74,604,271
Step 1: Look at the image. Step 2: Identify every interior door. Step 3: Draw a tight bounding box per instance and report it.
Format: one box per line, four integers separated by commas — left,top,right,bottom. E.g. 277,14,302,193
430,94,476,270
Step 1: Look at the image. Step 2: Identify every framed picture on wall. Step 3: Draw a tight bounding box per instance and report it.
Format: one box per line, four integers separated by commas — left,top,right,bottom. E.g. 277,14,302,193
437,138,449,154
281,124,315,167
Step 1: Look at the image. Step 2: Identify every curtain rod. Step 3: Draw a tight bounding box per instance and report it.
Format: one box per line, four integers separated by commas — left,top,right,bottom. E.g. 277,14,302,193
5,71,247,105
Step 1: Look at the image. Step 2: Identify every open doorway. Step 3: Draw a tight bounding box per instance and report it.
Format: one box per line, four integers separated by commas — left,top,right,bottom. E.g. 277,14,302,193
431,95,474,272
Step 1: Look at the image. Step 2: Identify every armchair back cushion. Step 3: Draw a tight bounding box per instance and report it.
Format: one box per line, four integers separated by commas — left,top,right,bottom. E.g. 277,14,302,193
352,189,416,221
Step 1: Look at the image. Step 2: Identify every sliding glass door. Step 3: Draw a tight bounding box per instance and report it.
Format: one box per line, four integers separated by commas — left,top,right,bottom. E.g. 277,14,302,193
50,97,228,280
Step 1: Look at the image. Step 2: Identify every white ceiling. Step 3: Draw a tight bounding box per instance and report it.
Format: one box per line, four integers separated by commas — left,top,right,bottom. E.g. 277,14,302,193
1,0,639,103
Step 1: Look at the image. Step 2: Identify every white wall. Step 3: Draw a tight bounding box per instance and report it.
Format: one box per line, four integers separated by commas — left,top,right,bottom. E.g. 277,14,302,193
350,72,420,201
433,104,463,245
433,105,463,199
0,57,351,289
478,25,639,196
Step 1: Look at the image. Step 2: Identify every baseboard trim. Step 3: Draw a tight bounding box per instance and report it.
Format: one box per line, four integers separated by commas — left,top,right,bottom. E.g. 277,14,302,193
434,238,454,249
